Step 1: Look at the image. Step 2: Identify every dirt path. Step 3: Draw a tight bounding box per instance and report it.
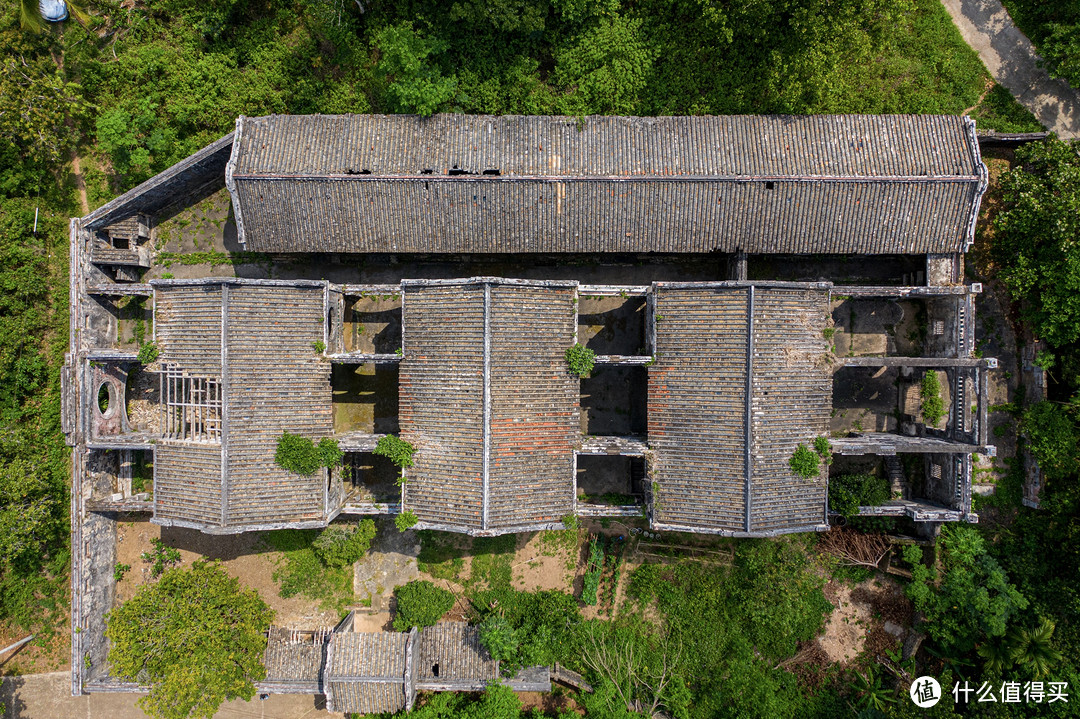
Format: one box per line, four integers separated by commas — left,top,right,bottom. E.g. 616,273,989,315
941,0,1080,138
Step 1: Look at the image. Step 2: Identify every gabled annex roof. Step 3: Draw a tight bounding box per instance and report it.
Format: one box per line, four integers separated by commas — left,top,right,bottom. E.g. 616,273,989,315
399,278,579,534
226,113,987,255
151,279,333,533
648,282,833,536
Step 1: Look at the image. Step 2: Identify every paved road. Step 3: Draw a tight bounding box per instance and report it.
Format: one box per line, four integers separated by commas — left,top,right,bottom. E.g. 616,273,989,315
1,673,340,719
941,0,1080,138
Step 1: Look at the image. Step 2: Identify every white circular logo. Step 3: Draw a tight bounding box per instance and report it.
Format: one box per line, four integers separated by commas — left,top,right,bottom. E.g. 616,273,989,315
910,676,942,708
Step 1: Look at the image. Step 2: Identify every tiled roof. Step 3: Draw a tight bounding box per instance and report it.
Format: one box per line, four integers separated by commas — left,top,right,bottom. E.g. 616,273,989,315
400,279,578,533
150,279,331,532
227,113,985,254
648,282,832,535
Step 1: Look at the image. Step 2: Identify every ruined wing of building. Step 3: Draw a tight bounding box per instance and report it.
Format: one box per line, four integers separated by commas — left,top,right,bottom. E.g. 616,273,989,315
64,113,995,698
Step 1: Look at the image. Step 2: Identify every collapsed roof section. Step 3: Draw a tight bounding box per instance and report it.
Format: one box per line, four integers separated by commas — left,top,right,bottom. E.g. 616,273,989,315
648,282,833,535
399,278,579,534
151,279,333,533
225,113,987,255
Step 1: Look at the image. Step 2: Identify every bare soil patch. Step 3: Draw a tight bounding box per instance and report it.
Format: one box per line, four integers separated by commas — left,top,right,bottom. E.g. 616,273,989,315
818,574,912,666
818,582,873,664
114,519,342,628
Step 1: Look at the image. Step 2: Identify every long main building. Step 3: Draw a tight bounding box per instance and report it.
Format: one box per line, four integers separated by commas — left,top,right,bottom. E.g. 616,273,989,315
66,113,995,696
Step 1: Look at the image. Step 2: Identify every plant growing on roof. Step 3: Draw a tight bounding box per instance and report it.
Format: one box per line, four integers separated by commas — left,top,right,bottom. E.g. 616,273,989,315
274,432,342,476
311,340,326,354
375,435,416,469
813,436,832,465
566,342,596,377
137,341,158,365
395,510,419,533
789,444,820,479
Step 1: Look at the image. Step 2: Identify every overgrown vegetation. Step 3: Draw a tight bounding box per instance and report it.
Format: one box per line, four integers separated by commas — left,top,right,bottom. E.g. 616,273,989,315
262,526,356,612
828,473,891,518
273,431,342,476
141,537,182,578
994,139,1080,349
919,370,946,425
625,539,834,717
106,561,274,719
0,199,69,643
904,525,1029,656
392,579,455,631
374,434,417,469
565,342,596,378
580,536,604,606
395,510,419,533
312,519,376,568
789,443,820,479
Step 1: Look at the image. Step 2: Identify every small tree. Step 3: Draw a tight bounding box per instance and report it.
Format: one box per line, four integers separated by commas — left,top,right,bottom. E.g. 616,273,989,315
106,561,274,719
312,519,376,568
789,444,820,479
566,343,596,377
479,614,519,663
392,579,454,631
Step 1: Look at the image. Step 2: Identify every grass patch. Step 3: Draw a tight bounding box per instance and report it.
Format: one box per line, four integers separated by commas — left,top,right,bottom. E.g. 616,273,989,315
468,534,516,592
971,84,1045,133
157,251,271,268
417,530,467,582
262,529,354,613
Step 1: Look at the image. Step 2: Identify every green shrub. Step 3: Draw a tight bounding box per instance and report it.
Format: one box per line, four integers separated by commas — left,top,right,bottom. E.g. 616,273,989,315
581,537,604,605
263,528,354,612
316,437,343,470
274,432,341,476
137,341,158,365
395,510,419,532
478,614,519,663
114,562,131,583
828,473,891,518
374,435,417,469
392,579,455,631
565,343,596,377
312,519,376,568
921,371,946,425
789,444,820,479
311,340,326,353
141,537,181,578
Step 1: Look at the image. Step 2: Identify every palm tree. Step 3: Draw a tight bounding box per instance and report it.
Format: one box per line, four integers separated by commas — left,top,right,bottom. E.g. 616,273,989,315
19,0,91,32
1009,617,1064,678
977,640,1014,674
850,665,897,713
